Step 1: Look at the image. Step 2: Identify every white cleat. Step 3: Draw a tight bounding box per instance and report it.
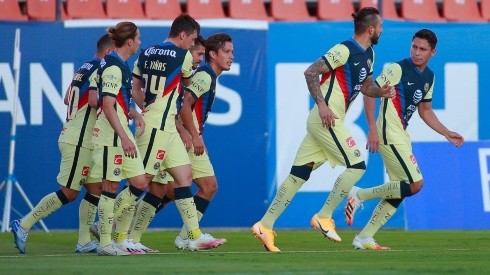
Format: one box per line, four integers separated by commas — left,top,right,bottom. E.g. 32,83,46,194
132,241,159,253
97,243,131,256
352,235,391,250
174,235,188,250
113,239,146,255
187,233,227,251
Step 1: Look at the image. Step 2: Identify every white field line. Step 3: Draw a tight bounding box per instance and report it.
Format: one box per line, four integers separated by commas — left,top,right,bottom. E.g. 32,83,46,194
0,248,470,258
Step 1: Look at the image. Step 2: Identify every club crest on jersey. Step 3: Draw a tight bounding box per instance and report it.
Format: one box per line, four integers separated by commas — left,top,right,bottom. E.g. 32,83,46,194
410,154,417,164
81,166,90,176
153,162,160,170
424,83,430,92
114,168,121,176
92,128,100,138
80,179,86,185
156,150,165,160
367,59,372,69
114,155,123,165
354,149,361,157
346,137,356,148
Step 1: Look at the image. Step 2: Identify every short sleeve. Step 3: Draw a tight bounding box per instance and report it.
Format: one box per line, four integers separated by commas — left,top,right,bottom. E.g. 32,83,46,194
181,51,194,79
375,63,402,87
321,44,350,71
186,70,211,99
101,65,122,97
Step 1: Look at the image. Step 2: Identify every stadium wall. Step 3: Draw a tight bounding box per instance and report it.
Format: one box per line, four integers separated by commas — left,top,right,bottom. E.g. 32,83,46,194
0,20,489,230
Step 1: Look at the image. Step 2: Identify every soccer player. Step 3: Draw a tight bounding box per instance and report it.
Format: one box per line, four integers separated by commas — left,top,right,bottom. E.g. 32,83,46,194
130,33,233,250
345,29,464,250
251,7,396,252
10,34,114,254
128,14,225,251
90,21,147,256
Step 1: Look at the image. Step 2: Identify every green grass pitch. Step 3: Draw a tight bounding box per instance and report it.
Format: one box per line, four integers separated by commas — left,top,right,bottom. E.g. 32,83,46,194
1,229,489,274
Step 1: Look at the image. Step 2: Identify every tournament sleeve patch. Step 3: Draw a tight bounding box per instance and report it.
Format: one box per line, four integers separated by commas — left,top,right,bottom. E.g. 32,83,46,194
376,63,402,86
187,71,211,98
323,44,349,71
101,66,122,96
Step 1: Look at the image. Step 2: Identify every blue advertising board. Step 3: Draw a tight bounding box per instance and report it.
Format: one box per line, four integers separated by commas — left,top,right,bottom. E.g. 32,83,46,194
1,19,489,230
0,20,268,229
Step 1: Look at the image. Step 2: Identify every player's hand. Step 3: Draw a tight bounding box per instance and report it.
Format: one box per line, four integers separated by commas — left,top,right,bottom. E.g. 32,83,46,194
121,136,138,158
134,116,145,137
445,131,464,148
179,130,193,152
318,103,338,128
381,83,396,98
366,129,380,153
193,136,205,156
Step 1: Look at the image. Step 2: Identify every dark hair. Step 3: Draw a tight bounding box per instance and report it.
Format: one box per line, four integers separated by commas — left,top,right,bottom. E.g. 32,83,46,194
96,34,114,53
413,29,438,49
107,21,138,48
190,35,206,52
205,33,232,63
169,13,200,38
351,7,380,35
194,35,206,47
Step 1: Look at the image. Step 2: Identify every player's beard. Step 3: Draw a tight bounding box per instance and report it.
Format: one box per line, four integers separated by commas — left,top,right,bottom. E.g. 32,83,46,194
371,33,380,45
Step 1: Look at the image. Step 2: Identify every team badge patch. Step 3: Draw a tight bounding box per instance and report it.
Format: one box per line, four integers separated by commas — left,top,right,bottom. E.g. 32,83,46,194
80,179,86,185
114,168,121,176
153,162,160,170
157,170,167,180
424,83,430,92
354,149,361,157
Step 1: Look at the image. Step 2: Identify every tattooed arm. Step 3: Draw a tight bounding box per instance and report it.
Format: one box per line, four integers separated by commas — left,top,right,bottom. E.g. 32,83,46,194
361,76,395,98
304,58,338,127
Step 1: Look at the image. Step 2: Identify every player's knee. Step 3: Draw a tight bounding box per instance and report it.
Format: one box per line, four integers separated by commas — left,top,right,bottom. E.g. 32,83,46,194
410,180,423,195
57,189,77,204
290,164,313,181
197,178,218,198
400,180,423,198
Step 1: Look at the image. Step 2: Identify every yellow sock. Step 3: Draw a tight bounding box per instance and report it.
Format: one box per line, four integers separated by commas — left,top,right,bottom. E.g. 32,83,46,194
358,181,402,201
78,194,98,245
113,187,138,220
175,197,201,240
21,192,63,230
113,201,136,243
358,200,397,238
129,200,156,243
179,211,203,239
98,193,116,247
261,174,304,229
317,168,364,218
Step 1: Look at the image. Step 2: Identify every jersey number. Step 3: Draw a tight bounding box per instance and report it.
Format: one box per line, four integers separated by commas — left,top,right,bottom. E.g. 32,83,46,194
142,74,166,95
66,85,80,121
